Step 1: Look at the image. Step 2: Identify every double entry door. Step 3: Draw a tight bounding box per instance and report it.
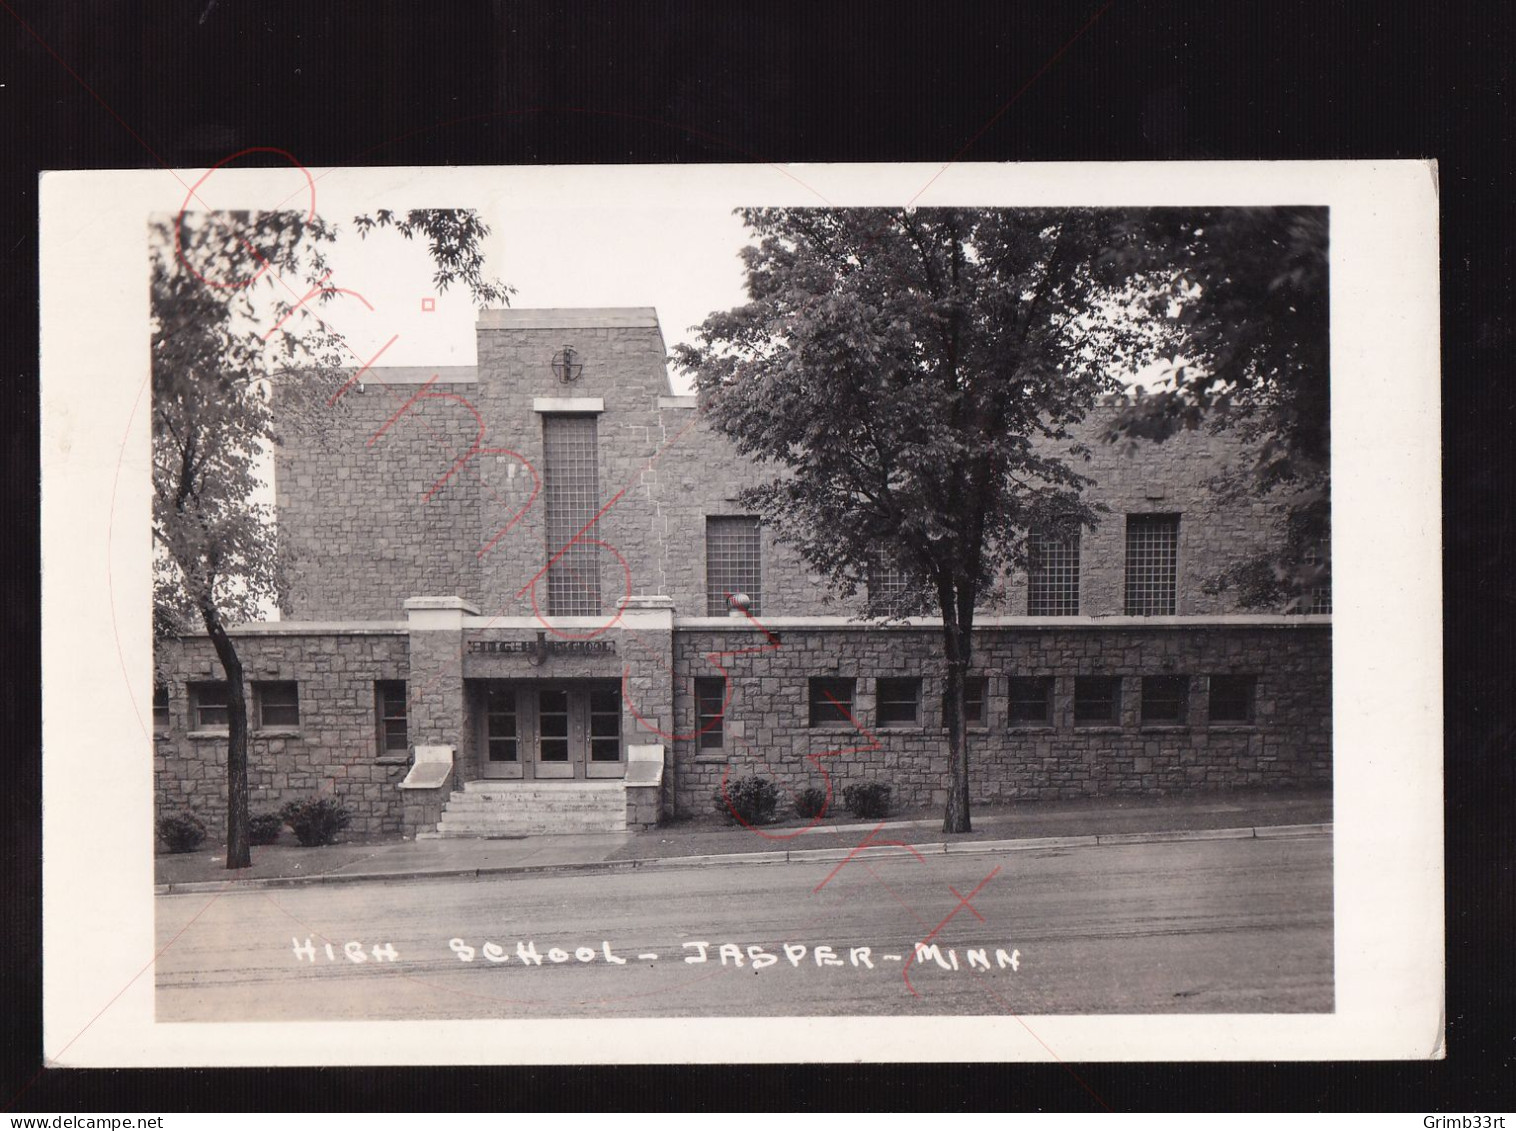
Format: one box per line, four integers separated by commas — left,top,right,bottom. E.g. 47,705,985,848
477,680,624,780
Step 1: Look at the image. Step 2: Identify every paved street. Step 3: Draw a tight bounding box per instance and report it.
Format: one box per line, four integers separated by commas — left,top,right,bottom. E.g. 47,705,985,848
155,834,1332,1019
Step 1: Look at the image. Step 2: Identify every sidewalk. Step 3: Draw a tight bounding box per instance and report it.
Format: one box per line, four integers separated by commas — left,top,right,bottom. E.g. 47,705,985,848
154,787,1332,894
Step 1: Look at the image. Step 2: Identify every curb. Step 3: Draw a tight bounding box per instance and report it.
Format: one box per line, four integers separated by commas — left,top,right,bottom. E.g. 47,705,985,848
155,822,1332,895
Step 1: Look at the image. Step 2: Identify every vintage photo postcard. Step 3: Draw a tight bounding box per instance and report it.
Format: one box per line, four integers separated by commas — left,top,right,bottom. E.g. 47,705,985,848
39,160,1442,1065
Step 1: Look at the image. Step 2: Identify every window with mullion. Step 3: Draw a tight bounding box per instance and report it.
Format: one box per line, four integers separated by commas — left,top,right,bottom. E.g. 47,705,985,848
255,681,300,728
694,676,726,750
189,681,229,730
808,677,855,727
376,680,408,755
1027,530,1080,616
1125,514,1179,616
542,415,603,617
875,677,921,727
706,516,762,615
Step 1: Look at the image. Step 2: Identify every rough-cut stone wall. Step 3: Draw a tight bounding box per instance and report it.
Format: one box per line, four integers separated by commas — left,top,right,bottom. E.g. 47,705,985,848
274,375,486,621
154,630,411,835
274,311,1285,624
671,622,1331,816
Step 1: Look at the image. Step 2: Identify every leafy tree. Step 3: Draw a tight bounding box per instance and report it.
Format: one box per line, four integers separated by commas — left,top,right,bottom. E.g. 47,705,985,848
676,207,1166,832
1102,207,1330,610
152,208,508,868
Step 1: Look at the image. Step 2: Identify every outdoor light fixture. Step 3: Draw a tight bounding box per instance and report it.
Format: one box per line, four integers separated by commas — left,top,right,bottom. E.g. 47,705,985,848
551,345,584,383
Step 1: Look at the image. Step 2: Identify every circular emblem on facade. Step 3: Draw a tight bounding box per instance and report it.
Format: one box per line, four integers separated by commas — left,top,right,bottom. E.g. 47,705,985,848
551,345,583,383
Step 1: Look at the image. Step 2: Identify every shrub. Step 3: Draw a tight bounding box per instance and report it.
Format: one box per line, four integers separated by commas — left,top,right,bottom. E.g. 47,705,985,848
278,797,351,847
248,812,285,846
157,812,206,854
712,775,780,825
793,786,830,819
842,782,892,820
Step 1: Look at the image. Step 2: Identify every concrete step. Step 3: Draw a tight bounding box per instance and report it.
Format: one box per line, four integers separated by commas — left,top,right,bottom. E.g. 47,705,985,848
436,778,629,837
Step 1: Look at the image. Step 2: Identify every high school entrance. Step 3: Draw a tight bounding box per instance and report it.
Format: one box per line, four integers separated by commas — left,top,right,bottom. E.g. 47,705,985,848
472,680,625,780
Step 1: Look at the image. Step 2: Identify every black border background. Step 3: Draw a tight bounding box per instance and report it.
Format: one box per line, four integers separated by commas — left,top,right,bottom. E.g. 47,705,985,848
2,0,1509,1113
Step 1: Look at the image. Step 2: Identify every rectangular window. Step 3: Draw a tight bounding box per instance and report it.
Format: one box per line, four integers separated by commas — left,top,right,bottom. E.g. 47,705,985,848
867,550,926,617
188,681,229,730
152,684,170,734
1209,675,1257,723
694,676,726,751
706,516,762,616
376,680,408,755
254,681,300,729
1125,514,1180,615
589,686,622,762
1141,674,1189,725
485,685,519,763
942,677,988,727
1008,676,1054,725
875,677,921,727
1027,530,1081,616
1073,676,1121,726
808,677,855,727
542,414,602,616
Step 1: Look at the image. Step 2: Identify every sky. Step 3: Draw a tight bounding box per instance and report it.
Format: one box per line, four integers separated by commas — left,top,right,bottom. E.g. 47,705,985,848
308,204,755,395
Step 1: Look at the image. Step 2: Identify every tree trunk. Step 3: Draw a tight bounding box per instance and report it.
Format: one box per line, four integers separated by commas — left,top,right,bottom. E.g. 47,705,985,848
941,604,974,834
202,608,251,869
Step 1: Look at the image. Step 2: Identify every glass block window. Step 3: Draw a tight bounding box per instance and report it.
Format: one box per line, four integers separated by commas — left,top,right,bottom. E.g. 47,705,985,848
1141,675,1189,724
254,681,300,728
1209,675,1257,723
376,681,408,755
1073,676,1121,726
942,677,988,727
1125,514,1180,615
484,685,518,763
589,686,622,762
876,677,921,726
1302,544,1332,614
1027,530,1080,616
868,550,927,617
188,681,228,730
152,684,170,734
808,677,855,727
542,415,602,616
694,676,726,750
1008,676,1054,725
706,516,762,616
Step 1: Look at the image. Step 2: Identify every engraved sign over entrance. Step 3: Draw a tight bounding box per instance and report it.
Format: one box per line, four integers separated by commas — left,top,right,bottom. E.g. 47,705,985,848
467,638,616,656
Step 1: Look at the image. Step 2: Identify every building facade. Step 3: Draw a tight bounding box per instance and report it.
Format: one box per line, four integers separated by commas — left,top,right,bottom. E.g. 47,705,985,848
153,308,1332,837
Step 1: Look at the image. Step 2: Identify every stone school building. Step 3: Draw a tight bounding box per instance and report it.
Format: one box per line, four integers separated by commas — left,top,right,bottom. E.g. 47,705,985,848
152,308,1332,838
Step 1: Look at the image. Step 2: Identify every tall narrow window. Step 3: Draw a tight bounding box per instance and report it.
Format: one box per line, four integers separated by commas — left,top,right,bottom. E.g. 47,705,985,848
376,681,408,755
1125,514,1180,615
706,516,762,615
694,676,726,750
1027,530,1080,616
152,684,170,734
542,415,602,616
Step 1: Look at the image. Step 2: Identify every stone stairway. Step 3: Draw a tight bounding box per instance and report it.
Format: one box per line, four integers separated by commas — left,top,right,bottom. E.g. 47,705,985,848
434,779,628,837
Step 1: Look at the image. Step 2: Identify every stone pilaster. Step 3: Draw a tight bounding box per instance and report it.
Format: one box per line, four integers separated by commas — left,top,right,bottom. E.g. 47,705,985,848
404,596,478,786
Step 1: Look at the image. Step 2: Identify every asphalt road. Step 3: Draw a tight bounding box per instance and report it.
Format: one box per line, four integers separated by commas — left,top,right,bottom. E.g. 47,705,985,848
155,835,1333,1019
